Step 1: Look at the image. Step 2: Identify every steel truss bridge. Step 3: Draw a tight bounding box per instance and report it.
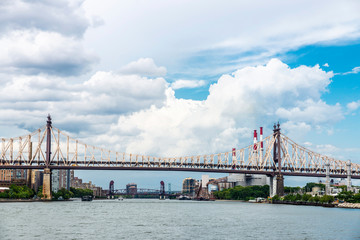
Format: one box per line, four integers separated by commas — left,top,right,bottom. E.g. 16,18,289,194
112,188,167,195
1,116,359,180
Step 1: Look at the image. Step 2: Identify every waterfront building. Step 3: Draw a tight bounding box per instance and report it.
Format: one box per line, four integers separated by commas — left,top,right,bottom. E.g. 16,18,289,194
0,169,27,187
182,178,198,195
51,169,71,192
0,169,12,182
71,176,104,197
227,173,267,187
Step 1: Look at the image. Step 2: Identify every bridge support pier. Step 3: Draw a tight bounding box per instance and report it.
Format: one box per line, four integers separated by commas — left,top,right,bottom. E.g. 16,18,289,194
26,169,32,188
269,176,275,197
269,175,284,197
347,160,352,191
275,174,284,196
42,168,52,200
325,160,330,195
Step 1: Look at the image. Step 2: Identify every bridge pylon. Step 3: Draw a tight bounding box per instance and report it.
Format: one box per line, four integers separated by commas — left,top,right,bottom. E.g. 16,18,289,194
42,115,52,200
325,160,331,195
273,123,284,196
347,160,352,191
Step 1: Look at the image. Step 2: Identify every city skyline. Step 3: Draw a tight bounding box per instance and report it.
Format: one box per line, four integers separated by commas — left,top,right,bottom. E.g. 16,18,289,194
1,1,360,188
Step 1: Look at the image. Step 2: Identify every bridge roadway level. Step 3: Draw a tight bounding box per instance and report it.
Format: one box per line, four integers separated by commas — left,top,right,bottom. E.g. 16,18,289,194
1,164,359,179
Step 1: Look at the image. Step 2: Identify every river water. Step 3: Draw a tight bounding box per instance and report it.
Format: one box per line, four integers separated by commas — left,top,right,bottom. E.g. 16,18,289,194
0,199,359,240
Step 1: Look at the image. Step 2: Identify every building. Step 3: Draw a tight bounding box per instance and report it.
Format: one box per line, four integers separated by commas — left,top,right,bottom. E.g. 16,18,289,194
0,169,27,187
0,170,12,182
71,174,104,197
126,183,137,195
227,174,268,187
182,178,198,195
32,170,43,192
51,170,60,193
51,169,71,192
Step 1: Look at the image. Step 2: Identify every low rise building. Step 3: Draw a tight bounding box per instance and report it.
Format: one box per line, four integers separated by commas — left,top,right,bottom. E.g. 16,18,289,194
71,176,104,197
227,173,267,187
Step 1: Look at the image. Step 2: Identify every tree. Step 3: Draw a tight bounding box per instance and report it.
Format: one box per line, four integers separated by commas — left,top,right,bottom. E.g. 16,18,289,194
213,185,270,200
337,191,354,202
70,187,93,198
53,188,74,200
320,195,334,204
302,194,312,202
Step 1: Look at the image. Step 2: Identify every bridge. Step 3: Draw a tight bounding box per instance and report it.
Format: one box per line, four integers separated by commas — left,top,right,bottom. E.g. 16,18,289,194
111,188,177,196
1,115,359,199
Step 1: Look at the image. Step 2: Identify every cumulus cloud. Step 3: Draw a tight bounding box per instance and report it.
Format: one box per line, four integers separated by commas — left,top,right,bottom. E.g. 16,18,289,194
347,100,360,111
276,100,343,124
93,59,342,157
0,30,97,76
171,79,206,90
119,58,167,77
0,70,169,134
0,0,100,76
0,0,90,37
0,59,347,158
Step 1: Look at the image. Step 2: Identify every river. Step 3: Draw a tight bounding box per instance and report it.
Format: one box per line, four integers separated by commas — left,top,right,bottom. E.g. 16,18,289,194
0,199,359,240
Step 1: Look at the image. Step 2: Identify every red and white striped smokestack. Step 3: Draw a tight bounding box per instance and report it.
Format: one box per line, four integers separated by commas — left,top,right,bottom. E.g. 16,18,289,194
260,127,263,150
232,148,236,157
253,130,257,150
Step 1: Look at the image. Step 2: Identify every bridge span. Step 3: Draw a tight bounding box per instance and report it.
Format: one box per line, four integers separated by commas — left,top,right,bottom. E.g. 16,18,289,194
1,115,359,199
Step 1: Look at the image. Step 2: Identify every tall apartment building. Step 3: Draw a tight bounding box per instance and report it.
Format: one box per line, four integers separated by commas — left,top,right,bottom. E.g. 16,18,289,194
51,169,72,192
182,178,198,195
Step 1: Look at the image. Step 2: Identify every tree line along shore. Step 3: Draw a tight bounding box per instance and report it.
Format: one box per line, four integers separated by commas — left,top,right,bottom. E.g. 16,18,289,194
0,184,93,200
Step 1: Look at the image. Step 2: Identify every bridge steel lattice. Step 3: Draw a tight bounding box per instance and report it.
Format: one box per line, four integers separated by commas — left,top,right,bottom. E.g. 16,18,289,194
1,117,360,198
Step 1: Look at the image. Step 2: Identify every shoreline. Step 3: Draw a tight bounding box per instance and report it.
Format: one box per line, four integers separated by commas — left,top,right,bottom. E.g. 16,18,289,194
1,198,360,209
0,199,73,202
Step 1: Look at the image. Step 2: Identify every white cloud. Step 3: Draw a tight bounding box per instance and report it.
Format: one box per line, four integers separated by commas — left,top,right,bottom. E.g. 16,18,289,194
0,70,169,135
0,0,91,36
171,79,206,90
323,63,329,67
0,30,97,75
343,66,360,75
347,100,360,111
83,1,360,76
276,99,343,124
93,59,342,157
119,58,166,77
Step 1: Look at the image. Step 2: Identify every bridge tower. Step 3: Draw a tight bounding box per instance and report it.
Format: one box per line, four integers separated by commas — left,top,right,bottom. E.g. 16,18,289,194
325,160,331,195
347,160,352,191
160,181,165,200
42,114,52,200
109,180,115,197
270,123,284,197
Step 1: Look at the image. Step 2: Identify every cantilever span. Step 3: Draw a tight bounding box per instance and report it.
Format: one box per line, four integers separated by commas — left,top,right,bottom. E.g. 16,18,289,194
1,120,359,179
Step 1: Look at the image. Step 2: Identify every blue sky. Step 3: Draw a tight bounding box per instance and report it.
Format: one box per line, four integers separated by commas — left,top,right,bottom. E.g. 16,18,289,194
0,0,360,190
